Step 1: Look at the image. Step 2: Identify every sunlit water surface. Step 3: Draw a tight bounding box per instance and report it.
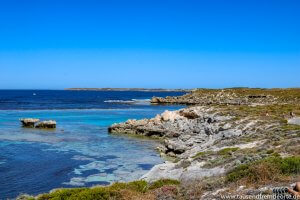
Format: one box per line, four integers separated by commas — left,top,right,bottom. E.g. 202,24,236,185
0,90,184,199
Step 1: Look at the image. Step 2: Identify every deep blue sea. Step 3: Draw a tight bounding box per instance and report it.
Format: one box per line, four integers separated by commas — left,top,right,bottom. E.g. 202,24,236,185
0,90,185,199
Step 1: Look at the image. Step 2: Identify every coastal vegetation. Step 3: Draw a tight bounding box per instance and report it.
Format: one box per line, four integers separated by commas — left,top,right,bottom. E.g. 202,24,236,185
20,179,180,200
226,155,300,184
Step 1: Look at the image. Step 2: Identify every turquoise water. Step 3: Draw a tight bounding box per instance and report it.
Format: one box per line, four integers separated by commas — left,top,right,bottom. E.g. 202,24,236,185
0,95,184,199
0,91,185,199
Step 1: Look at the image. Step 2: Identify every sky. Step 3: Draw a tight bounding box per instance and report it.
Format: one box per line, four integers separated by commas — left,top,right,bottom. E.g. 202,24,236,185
0,0,299,89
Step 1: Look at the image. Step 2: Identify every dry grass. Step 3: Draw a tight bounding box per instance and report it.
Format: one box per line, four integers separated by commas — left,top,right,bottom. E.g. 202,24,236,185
118,190,155,200
226,156,300,185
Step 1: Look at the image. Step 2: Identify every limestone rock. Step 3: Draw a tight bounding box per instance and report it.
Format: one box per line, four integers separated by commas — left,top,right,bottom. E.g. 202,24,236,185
20,118,40,128
141,161,225,182
141,162,183,182
108,105,269,182
288,117,300,126
179,109,199,119
161,110,180,122
35,120,56,129
150,97,161,103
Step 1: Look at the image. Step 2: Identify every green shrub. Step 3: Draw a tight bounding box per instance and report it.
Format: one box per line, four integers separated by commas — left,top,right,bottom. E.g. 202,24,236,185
271,152,281,157
226,156,300,183
226,164,250,183
67,188,120,200
218,147,239,156
37,187,122,200
149,179,180,190
109,180,148,193
192,151,213,159
266,149,274,154
37,188,87,200
280,156,300,174
32,179,180,200
192,152,206,159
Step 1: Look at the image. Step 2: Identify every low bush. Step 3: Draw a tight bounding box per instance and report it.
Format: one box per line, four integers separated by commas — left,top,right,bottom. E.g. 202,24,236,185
226,156,300,184
192,152,206,159
149,179,180,190
218,148,239,156
34,179,180,200
109,180,148,193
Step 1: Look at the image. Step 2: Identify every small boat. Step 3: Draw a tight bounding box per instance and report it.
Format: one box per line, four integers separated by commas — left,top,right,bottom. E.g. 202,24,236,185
33,93,36,96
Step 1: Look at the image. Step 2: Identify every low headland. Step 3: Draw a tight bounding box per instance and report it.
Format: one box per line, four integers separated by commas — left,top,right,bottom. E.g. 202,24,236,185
20,88,300,200
65,88,190,92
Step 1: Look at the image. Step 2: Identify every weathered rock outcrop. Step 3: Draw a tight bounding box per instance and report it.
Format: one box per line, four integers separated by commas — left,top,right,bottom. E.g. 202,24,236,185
140,161,225,182
20,118,40,128
35,120,57,129
110,107,244,157
109,106,275,182
288,117,300,126
20,118,56,129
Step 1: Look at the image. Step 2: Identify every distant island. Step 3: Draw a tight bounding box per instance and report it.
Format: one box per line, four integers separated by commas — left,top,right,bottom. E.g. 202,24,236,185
65,88,191,92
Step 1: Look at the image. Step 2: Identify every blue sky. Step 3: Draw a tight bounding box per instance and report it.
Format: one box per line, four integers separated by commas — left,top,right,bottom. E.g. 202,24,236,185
0,0,299,89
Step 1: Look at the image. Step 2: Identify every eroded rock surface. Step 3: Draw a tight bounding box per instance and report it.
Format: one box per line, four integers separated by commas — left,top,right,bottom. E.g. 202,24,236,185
109,106,275,182
288,117,300,126
35,120,57,129
20,118,40,128
19,118,56,129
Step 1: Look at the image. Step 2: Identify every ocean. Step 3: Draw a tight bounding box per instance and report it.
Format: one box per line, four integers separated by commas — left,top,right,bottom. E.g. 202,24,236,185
0,90,185,199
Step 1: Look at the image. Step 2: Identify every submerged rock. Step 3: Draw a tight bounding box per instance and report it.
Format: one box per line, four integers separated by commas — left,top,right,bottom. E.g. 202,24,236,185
20,118,40,128
35,120,57,129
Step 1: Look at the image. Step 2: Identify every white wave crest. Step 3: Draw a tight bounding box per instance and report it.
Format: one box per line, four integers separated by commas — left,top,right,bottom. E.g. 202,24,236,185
104,99,150,104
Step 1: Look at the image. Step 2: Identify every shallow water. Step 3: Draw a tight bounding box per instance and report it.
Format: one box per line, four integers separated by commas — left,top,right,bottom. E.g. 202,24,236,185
0,90,185,199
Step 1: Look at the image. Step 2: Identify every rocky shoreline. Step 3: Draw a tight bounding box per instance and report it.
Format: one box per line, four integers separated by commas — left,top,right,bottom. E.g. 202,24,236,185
107,88,300,197
109,105,275,182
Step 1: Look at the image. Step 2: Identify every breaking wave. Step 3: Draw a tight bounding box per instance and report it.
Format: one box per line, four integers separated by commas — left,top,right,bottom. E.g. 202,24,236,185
104,99,150,104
